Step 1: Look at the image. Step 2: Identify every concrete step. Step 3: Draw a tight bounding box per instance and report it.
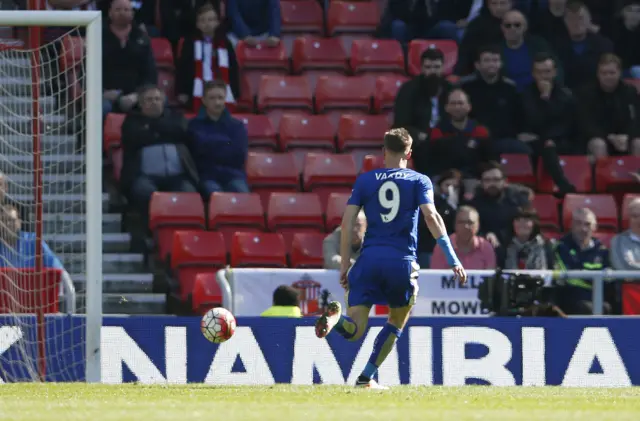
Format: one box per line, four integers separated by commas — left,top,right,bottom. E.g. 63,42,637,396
64,253,145,275
0,154,84,173
12,192,108,212
76,293,167,315
8,174,85,195
43,213,122,235
44,232,131,254
1,114,66,132
72,272,152,294
0,96,56,115
1,135,76,155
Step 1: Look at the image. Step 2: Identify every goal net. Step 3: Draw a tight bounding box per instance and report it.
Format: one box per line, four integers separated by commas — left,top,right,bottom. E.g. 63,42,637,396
0,12,102,383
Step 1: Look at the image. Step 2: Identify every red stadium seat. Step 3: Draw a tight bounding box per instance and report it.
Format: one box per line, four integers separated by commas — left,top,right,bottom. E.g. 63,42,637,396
234,114,278,150
257,75,313,112
350,39,405,74
303,153,357,191
337,114,388,151
208,192,266,248
59,35,84,72
267,191,325,230
246,152,300,204
362,154,384,172
157,70,177,104
290,232,325,268
500,154,535,187
408,40,458,76
170,231,227,302
373,75,409,112
151,37,174,69
235,40,289,71
620,193,640,230
231,232,287,267
532,194,561,232
103,113,126,152
149,193,206,261
315,75,374,116
538,156,592,193
280,0,323,34
191,273,224,315
595,156,640,192
291,37,348,74
326,192,350,230
279,114,336,150
562,194,618,232
327,1,380,36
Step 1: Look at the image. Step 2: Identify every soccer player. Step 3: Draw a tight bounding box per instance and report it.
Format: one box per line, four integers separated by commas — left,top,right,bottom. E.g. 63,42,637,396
315,128,467,389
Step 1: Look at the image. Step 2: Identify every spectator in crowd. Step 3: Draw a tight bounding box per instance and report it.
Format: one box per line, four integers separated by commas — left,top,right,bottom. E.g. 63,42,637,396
416,89,494,178
416,169,461,268
554,0,613,90
226,0,280,47
530,0,569,44
379,0,471,45
577,53,640,158
0,171,31,232
612,0,640,78
468,161,532,247
499,9,561,91
393,48,452,151
455,0,512,75
323,210,365,270
177,2,240,113
458,45,526,155
102,0,158,118
120,85,199,220
187,80,249,198
520,53,578,194
260,285,302,318
0,204,64,270
431,205,496,269
611,198,640,270
555,207,612,315
502,207,553,269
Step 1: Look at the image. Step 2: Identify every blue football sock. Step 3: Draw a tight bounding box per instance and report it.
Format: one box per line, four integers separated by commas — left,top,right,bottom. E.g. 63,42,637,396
333,315,358,339
360,323,402,380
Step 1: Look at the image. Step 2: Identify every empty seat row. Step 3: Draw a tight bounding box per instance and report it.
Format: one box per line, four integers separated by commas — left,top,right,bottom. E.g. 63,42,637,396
149,189,352,259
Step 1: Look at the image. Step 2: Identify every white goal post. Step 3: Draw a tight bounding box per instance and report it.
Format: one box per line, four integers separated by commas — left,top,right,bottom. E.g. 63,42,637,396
0,10,102,383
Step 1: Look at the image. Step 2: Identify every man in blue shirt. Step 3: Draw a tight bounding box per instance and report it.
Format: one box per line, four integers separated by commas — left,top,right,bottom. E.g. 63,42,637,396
315,128,467,389
0,205,63,269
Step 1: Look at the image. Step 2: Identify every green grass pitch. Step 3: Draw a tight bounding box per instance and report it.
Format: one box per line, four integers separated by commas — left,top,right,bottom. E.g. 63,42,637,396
0,384,639,421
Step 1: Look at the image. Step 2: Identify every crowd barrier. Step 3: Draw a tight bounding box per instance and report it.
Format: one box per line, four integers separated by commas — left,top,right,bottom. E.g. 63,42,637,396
0,315,638,385
216,268,640,317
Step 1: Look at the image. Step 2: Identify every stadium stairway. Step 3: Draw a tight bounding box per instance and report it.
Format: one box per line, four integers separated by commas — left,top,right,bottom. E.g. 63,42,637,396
0,61,165,315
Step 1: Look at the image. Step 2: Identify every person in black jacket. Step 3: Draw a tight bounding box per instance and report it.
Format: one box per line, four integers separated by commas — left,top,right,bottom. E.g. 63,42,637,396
102,0,158,119
393,48,452,148
458,44,527,155
120,85,199,219
455,0,512,76
530,0,569,44
577,53,640,157
417,169,461,268
521,52,578,194
554,0,614,90
612,0,640,78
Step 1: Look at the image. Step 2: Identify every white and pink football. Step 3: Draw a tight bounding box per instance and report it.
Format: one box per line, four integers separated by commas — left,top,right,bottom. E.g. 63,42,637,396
201,307,237,343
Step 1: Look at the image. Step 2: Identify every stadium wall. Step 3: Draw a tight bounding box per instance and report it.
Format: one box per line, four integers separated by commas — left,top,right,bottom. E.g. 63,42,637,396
0,316,638,386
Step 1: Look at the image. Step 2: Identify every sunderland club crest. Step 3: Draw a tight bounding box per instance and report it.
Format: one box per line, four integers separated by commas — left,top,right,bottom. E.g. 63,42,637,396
292,274,329,316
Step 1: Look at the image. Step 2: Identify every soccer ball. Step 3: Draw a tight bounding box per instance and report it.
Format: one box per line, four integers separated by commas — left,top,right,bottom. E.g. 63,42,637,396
201,307,237,343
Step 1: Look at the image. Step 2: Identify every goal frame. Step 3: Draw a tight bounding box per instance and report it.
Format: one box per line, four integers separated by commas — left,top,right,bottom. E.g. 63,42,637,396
0,10,103,383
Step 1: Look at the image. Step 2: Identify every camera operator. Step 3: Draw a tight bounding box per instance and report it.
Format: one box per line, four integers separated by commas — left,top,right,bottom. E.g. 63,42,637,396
555,207,612,315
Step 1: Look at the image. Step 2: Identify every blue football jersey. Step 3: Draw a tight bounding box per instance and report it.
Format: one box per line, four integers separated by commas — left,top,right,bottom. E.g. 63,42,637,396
347,168,434,259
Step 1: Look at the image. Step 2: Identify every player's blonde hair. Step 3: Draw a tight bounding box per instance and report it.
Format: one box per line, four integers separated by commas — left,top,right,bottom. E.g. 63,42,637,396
383,128,412,153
